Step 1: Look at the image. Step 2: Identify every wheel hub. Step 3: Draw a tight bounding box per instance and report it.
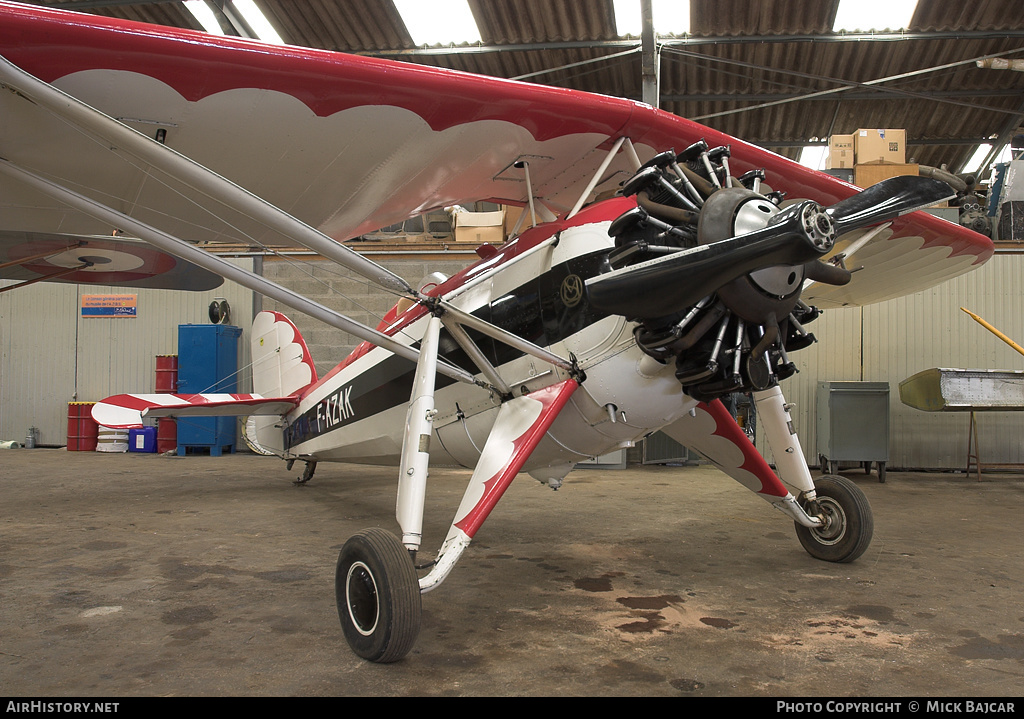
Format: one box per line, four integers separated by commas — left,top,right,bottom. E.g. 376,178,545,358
811,498,848,545
346,561,380,636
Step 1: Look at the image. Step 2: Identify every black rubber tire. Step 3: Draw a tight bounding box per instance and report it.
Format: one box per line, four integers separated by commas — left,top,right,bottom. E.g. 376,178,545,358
795,475,873,563
335,528,421,663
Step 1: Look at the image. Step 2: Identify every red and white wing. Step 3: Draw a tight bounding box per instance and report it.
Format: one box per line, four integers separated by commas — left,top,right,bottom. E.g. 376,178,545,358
0,2,993,302
0,232,222,290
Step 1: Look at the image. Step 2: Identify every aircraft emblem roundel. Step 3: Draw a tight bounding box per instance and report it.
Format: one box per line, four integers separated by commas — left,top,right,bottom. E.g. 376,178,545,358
560,274,583,308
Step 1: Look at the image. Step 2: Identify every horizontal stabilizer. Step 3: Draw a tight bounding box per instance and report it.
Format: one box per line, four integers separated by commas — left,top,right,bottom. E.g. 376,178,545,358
92,393,299,429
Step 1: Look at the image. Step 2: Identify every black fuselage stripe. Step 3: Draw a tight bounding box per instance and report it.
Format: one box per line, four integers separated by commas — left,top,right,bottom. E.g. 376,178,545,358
286,249,610,448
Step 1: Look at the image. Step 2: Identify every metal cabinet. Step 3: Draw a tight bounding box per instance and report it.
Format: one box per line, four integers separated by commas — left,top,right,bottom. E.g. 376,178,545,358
816,381,889,482
176,324,242,456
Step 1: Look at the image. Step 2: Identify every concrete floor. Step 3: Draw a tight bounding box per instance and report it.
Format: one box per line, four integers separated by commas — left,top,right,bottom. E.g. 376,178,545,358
1,448,1022,697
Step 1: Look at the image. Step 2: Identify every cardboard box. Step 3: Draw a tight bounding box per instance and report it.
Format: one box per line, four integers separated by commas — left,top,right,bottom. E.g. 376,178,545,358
854,163,919,188
855,128,907,165
827,134,855,169
502,205,526,236
454,210,505,243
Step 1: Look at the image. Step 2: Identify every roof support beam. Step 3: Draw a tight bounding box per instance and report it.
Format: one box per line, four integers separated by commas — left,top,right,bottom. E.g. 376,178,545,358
357,30,1024,57
208,1,258,39
662,89,1024,104
759,138,1009,149
959,97,1024,174
640,0,659,108
666,46,1024,122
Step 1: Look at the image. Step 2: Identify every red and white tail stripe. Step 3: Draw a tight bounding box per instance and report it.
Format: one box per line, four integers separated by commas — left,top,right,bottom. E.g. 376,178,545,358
92,393,299,429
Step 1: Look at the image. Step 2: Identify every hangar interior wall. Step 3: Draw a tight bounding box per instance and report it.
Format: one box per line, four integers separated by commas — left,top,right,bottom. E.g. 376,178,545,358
4,251,1022,471
760,253,1024,471
0,259,254,447
261,255,474,379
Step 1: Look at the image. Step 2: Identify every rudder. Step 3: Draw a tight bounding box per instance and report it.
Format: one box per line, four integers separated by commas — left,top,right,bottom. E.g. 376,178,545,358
247,311,317,455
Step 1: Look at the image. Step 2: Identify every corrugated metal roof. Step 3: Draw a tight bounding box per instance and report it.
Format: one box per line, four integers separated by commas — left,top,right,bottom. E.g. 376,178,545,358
24,0,1024,173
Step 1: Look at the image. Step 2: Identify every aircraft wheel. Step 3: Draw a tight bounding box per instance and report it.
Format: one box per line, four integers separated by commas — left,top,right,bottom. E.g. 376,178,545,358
335,528,421,663
795,475,873,563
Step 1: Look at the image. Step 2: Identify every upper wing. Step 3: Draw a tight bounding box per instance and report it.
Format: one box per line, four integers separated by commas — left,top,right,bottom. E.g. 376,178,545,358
0,2,993,302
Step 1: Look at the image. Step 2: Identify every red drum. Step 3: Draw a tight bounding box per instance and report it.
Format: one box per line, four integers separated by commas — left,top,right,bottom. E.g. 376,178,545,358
67,402,98,451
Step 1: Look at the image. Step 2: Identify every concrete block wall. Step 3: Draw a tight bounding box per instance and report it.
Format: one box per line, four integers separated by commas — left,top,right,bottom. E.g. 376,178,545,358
261,255,475,377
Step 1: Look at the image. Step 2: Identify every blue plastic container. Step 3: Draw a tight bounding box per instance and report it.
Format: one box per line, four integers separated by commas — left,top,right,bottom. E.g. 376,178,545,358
128,426,157,453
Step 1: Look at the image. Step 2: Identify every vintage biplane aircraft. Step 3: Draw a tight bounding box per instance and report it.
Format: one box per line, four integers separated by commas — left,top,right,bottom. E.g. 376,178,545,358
0,3,994,662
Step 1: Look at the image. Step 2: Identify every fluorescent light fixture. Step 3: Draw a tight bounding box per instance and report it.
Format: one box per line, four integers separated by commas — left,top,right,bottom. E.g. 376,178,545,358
833,0,918,32
234,0,285,45
184,0,224,35
798,145,828,171
613,0,690,37
395,0,482,45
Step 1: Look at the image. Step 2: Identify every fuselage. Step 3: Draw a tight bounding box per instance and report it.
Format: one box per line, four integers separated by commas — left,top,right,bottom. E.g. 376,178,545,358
275,197,696,476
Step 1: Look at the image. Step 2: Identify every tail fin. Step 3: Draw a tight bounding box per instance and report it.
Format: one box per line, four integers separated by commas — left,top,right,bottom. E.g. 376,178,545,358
248,311,317,456
251,311,317,397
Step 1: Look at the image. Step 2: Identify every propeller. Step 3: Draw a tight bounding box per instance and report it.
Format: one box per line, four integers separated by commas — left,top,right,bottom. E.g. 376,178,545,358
588,199,834,318
827,175,955,235
588,175,955,319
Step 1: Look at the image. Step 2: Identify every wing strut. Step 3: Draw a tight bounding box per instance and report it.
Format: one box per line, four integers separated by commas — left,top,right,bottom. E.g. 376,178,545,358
0,242,81,270
0,259,90,294
567,136,628,219
0,158,478,387
521,160,538,228
437,300,575,373
439,317,513,396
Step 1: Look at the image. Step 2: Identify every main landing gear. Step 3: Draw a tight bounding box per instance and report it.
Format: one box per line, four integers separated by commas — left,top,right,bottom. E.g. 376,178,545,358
336,314,436,664
745,386,875,565
795,474,874,563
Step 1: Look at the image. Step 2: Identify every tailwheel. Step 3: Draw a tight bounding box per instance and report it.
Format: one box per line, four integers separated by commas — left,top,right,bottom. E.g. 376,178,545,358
795,475,873,563
335,528,421,663
294,460,317,485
